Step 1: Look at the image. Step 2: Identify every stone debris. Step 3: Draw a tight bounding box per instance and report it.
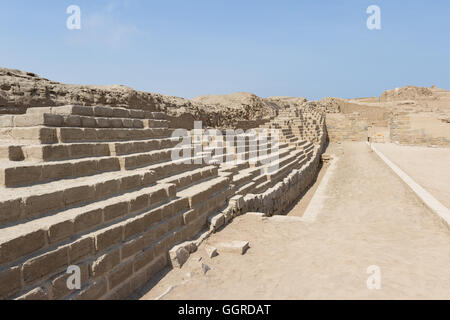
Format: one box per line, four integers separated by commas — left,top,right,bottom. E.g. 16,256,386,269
208,213,225,231
217,241,250,255
201,263,211,275
204,245,218,258
169,245,190,269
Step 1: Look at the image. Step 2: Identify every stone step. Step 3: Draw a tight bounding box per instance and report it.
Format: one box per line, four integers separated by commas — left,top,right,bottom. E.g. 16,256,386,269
212,144,278,164
146,155,208,179
0,156,121,188
0,168,157,227
16,136,182,162
182,183,234,238
26,105,166,120
0,145,198,188
218,161,250,174
158,166,218,191
248,148,293,168
120,146,196,171
247,152,308,194
235,181,257,196
0,127,58,144
266,154,307,182
0,127,173,144
0,195,193,300
56,127,173,143
178,176,231,209
0,156,208,226
264,150,304,175
0,183,176,268
8,113,168,130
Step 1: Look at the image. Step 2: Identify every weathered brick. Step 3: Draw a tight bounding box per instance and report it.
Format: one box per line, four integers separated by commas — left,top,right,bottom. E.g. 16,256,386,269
95,179,120,199
40,145,69,161
129,194,149,214
97,157,121,172
123,216,146,240
94,106,113,118
94,225,123,253
0,266,22,299
69,237,94,264
106,281,132,300
74,278,107,300
103,201,129,222
51,264,89,300
3,165,42,187
63,185,95,206
48,220,74,244
41,162,73,181
64,115,82,127
22,246,69,285
133,247,155,272
129,270,147,294
120,175,141,190
0,198,22,226
43,114,64,126
143,206,163,228
73,160,98,177
73,208,103,233
91,249,120,278
108,262,133,289
149,187,170,206
80,116,96,128
0,229,46,265
24,191,64,218
121,236,145,260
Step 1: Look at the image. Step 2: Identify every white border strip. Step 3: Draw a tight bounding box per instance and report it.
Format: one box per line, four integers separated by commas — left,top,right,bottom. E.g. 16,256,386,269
368,142,450,227
301,155,339,223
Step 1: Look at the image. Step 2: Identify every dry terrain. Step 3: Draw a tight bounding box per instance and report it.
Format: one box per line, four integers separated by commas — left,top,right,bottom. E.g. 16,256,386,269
375,143,450,208
137,142,450,300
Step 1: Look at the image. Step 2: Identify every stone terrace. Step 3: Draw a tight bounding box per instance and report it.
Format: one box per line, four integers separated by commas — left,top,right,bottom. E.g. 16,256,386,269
0,104,326,300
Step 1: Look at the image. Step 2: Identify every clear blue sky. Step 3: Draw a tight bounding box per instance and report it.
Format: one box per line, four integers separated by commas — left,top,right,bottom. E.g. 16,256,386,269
1,0,449,100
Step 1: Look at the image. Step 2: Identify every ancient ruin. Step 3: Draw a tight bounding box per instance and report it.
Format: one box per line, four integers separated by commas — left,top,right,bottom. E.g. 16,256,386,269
0,68,449,300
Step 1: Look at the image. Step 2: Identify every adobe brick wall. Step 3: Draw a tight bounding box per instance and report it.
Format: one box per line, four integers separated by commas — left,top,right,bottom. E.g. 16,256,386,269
326,113,368,142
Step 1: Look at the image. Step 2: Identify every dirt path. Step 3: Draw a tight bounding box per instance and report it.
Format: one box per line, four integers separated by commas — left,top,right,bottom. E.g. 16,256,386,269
137,142,450,300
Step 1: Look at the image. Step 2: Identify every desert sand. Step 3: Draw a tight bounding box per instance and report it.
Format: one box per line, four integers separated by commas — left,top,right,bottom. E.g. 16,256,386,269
136,142,450,300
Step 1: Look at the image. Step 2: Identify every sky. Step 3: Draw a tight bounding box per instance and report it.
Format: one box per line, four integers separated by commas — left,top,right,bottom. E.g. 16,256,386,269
0,0,449,100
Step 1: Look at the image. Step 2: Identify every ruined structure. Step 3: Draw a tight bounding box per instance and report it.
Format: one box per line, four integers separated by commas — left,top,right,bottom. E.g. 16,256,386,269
1,68,448,300
0,95,326,299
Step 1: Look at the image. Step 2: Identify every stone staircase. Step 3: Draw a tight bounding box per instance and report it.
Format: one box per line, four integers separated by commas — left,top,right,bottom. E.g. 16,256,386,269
0,105,233,300
0,104,327,300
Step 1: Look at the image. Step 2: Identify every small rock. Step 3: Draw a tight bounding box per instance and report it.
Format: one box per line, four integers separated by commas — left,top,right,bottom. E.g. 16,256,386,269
169,246,190,268
209,214,225,231
201,263,211,275
217,241,250,255
184,241,197,254
204,244,218,258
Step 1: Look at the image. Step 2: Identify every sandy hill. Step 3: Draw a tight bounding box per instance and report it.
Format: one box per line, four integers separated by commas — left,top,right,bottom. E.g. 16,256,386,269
380,86,434,102
0,68,312,129
192,92,279,119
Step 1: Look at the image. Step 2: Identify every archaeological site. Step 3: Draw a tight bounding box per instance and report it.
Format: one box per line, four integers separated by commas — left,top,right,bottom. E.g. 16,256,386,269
0,68,448,301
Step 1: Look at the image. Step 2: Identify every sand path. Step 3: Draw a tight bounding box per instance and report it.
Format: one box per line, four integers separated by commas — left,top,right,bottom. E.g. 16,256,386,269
137,142,450,300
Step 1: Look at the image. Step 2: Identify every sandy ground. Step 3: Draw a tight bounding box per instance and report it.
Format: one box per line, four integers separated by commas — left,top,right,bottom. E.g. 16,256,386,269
286,161,330,217
136,142,450,300
375,143,450,208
